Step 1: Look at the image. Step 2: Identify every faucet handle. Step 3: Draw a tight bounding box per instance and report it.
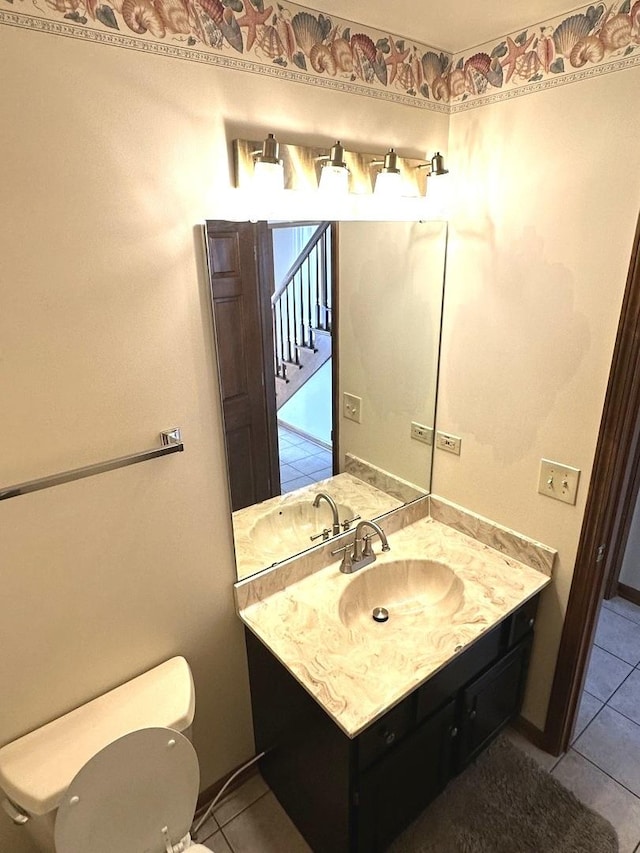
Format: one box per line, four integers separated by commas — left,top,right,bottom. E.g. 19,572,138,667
331,542,354,573
310,528,331,542
362,532,391,557
362,533,379,557
341,515,361,531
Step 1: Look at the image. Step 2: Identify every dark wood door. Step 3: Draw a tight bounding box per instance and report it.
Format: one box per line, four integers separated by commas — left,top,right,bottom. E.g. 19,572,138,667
205,221,279,510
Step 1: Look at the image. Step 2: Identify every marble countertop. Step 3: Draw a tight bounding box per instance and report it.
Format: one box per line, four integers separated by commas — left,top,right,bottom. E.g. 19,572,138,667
233,472,402,580
238,515,552,738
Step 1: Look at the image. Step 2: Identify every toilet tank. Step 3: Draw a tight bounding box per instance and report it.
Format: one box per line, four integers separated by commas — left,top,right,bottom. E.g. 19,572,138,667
0,657,195,817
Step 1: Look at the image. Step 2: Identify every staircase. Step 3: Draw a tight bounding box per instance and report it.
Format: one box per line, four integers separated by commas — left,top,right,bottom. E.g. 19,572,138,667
273,222,333,409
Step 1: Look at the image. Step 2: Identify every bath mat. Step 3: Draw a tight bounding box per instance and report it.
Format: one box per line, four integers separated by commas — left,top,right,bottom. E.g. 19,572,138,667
389,734,618,853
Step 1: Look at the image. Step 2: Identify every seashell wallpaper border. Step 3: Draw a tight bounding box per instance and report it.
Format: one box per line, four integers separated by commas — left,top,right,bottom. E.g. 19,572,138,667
449,0,640,112
0,0,639,111
0,0,451,113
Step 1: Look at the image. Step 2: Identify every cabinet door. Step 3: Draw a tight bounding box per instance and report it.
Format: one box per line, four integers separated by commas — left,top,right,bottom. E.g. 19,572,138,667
459,635,532,767
356,699,457,853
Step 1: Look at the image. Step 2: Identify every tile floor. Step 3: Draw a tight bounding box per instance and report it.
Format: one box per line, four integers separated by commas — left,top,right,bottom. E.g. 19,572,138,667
551,595,640,853
194,596,640,853
192,772,310,852
278,423,333,494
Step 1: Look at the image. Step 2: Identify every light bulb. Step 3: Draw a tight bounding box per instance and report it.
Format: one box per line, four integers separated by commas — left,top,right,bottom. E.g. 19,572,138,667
319,165,349,194
253,160,284,193
374,170,403,197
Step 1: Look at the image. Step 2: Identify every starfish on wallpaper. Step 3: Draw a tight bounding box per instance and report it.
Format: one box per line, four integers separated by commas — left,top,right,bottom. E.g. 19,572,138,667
500,34,535,84
236,0,272,52
385,35,410,84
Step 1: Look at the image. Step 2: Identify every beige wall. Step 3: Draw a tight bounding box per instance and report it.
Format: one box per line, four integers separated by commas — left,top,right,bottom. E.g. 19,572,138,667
434,69,640,728
0,25,448,853
338,221,446,491
2,14,640,852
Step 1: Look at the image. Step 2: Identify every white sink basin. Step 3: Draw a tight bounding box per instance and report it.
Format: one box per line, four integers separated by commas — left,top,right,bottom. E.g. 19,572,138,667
249,499,354,562
338,559,464,630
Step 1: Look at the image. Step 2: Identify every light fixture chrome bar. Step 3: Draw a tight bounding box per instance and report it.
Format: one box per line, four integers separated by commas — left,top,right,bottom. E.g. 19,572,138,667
0,429,184,501
233,138,434,196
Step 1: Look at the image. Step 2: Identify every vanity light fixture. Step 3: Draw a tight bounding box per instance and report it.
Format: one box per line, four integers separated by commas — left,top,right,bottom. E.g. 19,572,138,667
428,151,449,177
416,151,449,179
318,141,350,195
372,148,403,197
252,132,284,192
233,136,450,202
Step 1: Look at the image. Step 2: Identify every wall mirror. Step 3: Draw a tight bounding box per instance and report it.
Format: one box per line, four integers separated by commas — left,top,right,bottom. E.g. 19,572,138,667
204,219,447,581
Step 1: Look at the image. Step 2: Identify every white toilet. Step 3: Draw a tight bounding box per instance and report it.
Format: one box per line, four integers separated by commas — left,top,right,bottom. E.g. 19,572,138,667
0,657,211,853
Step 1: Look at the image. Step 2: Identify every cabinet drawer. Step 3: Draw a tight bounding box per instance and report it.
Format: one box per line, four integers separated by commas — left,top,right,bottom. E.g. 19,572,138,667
505,596,539,649
357,695,414,771
416,623,501,722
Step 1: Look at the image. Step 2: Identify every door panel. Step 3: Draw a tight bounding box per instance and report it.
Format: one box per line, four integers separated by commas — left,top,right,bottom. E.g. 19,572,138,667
214,298,249,400
206,221,279,510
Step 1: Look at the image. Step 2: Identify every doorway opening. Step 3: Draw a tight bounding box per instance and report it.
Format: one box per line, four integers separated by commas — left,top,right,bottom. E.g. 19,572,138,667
545,211,640,764
204,219,337,512
270,222,336,495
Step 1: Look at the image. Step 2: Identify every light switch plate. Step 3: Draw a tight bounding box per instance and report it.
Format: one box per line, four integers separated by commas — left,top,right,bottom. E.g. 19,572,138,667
411,422,433,445
436,431,461,455
343,392,362,423
538,459,580,505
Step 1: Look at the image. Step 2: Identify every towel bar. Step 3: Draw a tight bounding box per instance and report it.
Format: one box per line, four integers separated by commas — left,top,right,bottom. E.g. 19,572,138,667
0,429,183,501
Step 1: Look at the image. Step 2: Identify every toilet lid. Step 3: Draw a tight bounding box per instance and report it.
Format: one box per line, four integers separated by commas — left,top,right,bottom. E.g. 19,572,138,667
54,728,199,853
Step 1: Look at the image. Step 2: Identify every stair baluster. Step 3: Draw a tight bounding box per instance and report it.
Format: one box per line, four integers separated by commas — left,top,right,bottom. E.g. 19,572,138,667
272,222,332,400
275,296,286,380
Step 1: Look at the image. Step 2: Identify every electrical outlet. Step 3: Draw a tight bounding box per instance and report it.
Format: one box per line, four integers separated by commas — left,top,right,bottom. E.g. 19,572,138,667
538,459,580,505
436,431,461,455
343,392,362,423
411,422,433,445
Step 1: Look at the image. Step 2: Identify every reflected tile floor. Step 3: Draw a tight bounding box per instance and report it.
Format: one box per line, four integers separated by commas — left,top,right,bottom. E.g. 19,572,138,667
195,597,640,853
278,423,332,494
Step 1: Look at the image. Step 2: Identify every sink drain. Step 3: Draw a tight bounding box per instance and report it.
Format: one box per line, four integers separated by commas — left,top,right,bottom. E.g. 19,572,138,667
372,607,389,623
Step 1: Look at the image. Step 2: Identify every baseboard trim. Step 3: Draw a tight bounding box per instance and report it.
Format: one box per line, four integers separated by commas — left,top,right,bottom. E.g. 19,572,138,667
195,759,260,815
277,419,331,452
512,714,552,754
618,582,640,607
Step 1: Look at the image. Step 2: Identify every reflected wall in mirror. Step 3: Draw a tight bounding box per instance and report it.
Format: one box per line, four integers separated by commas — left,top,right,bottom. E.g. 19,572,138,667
338,222,445,495
204,220,447,581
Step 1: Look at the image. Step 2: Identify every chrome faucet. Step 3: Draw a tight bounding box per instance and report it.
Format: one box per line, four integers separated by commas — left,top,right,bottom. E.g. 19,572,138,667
312,492,340,536
332,520,390,574
354,520,390,560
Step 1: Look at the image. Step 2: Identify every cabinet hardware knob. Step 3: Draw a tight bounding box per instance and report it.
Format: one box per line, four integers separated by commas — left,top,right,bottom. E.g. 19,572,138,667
469,710,477,720
450,727,458,738
528,618,535,628
382,729,396,745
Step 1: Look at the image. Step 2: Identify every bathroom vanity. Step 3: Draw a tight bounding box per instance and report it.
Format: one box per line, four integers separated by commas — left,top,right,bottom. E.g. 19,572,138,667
235,501,554,852
246,593,537,853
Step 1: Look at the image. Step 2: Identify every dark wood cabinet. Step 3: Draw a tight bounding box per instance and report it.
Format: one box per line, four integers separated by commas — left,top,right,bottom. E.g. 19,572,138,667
357,699,457,852
245,594,538,853
459,637,532,768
